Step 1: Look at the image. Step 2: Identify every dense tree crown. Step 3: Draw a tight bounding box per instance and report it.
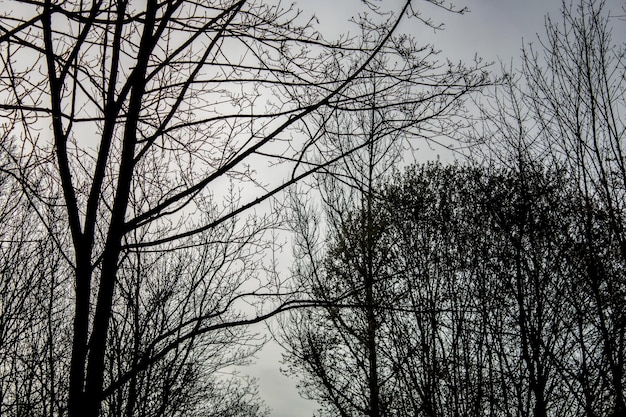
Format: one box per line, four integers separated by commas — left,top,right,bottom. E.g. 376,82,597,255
283,160,624,417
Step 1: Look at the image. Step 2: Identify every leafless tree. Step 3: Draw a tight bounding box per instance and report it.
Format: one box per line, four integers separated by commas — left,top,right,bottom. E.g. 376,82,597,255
473,0,626,414
524,3,626,411
0,138,72,417
0,0,490,416
281,3,625,415
278,22,488,414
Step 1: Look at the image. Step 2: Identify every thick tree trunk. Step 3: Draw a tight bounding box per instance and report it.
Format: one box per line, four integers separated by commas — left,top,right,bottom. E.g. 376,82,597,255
82,245,124,417
68,2,155,414
68,252,93,417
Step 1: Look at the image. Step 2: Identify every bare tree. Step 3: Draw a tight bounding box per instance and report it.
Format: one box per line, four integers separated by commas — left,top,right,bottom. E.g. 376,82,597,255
474,0,626,414
523,3,626,412
0,138,72,417
0,0,491,416
278,20,488,413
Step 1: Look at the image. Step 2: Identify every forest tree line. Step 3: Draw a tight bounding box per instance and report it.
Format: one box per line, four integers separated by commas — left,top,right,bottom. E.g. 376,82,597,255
0,0,623,416
282,161,624,417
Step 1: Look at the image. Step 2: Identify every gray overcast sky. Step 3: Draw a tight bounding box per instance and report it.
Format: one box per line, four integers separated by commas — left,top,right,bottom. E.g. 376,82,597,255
247,1,625,417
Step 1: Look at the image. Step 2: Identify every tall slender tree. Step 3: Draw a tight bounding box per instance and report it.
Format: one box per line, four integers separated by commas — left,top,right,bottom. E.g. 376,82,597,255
279,30,487,414
475,1,625,414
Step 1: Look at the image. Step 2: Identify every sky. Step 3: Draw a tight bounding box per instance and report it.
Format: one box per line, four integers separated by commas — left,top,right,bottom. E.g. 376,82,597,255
246,1,625,416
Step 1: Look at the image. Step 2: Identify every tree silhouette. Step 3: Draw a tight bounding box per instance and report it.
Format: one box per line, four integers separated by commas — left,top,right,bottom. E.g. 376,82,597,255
475,0,626,414
0,1,487,416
